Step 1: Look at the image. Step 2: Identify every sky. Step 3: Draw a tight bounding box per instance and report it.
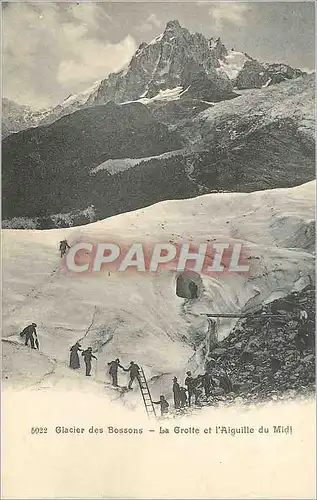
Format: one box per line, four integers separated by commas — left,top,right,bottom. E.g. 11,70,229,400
2,1,315,109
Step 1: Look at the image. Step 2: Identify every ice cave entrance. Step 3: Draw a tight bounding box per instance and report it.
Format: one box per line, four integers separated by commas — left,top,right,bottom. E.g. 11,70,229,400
176,271,202,299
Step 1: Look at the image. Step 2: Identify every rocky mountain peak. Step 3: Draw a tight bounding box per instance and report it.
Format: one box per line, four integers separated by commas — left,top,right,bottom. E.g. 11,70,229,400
3,20,308,133
88,20,234,106
164,19,182,31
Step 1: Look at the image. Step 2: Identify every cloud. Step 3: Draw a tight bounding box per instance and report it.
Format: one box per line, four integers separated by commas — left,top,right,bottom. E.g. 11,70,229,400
57,36,137,85
139,13,162,33
2,3,136,109
69,3,112,28
208,3,249,31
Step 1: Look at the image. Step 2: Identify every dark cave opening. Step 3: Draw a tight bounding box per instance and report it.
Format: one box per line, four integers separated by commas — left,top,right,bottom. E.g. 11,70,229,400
176,271,203,299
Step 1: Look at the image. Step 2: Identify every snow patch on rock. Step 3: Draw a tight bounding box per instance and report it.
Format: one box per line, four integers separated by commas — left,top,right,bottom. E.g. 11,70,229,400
138,86,184,104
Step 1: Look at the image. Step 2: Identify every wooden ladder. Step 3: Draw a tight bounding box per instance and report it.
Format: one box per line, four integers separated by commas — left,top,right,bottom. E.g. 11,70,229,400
138,367,157,419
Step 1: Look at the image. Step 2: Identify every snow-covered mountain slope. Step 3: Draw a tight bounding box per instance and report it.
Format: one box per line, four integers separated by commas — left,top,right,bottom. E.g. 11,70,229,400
2,82,101,138
38,80,102,127
2,181,315,400
2,98,51,138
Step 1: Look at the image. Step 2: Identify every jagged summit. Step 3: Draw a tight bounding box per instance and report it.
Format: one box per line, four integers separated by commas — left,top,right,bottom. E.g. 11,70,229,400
50,20,306,120
3,19,307,133
88,20,235,107
165,19,182,30
143,19,189,47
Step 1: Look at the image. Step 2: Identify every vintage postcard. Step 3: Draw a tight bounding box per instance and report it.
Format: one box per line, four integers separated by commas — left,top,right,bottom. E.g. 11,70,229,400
1,1,315,498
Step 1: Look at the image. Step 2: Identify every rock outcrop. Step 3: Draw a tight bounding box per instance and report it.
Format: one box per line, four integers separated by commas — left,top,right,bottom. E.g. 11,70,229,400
204,285,315,404
236,60,305,89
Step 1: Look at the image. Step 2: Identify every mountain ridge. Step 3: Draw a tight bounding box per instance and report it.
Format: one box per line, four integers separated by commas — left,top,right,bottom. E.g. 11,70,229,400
2,74,314,228
2,20,307,136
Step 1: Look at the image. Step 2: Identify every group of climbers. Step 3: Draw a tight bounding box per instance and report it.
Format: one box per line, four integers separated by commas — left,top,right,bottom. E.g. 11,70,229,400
143,366,233,417
69,350,142,389
172,366,232,409
18,240,313,419
18,326,98,377
105,358,233,416
20,306,311,410
108,359,141,389
69,342,97,376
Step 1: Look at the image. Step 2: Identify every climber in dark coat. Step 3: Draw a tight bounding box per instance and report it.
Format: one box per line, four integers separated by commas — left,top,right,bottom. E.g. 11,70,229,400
179,387,187,408
69,342,82,369
184,371,196,407
81,347,97,376
172,376,181,409
20,323,39,349
153,395,169,416
108,358,124,386
219,368,233,393
59,239,70,258
124,361,141,389
202,371,214,398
